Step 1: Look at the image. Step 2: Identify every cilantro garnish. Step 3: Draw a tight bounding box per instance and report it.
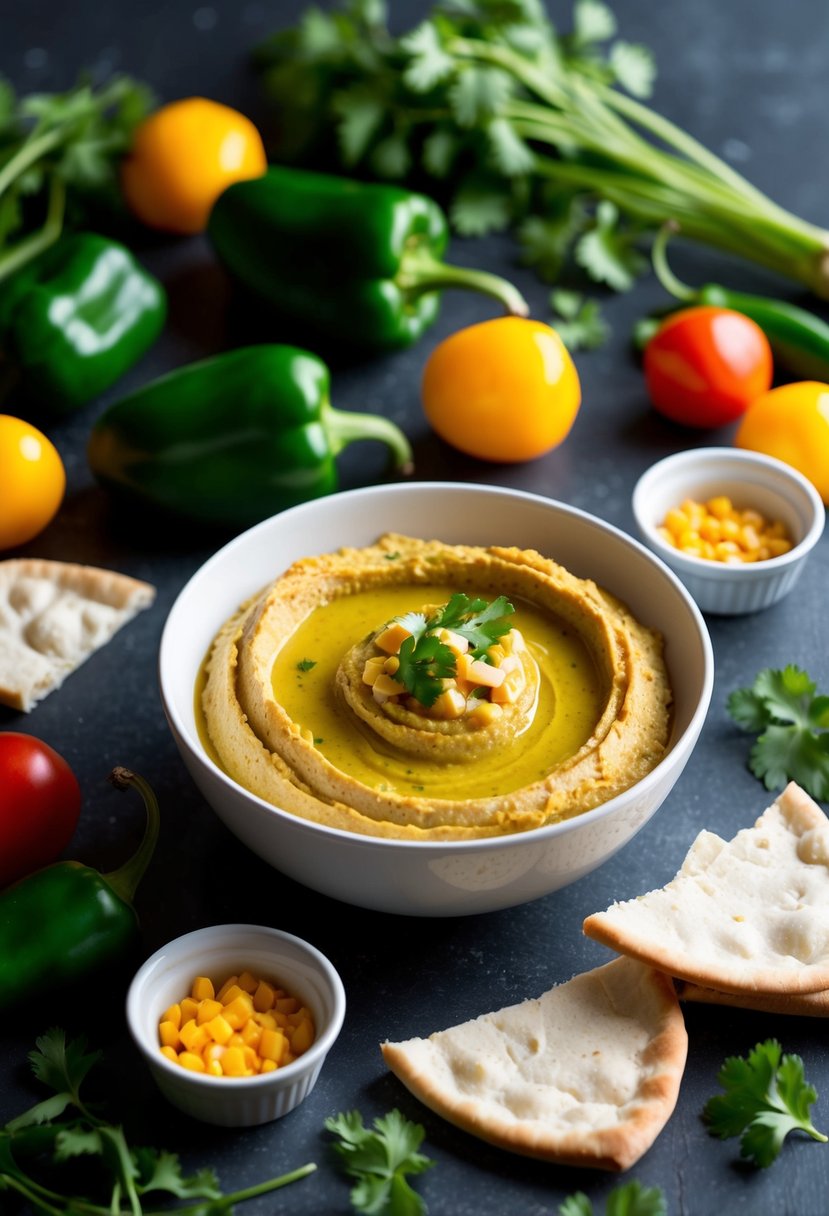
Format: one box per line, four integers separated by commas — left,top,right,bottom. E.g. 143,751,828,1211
389,594,515,707
559,1180,666,1216
396,633,456,708
727,665,829,801
550,289,611,351
703,1039,827,1167
325,1108,434,1216
296,658,317,672
0,1028,316,1212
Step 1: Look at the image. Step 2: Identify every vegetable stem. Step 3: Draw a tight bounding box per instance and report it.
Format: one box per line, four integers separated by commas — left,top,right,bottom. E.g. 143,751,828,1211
398,246,529,316
0,174,66,285
323,401,414,475
103,769,160,905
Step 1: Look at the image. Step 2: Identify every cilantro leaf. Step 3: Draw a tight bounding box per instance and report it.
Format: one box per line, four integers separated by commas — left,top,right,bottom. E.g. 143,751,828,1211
486,116,535,175
326,1108,434,1216
401,22,455,92
726,665,829,800
449,177,513,235
430,592,515,654
550,289,610,350
449,66,513,128
396,633,456,707
518,194,589,282
703,1039,827,1167
609,41,656,98
334,87,387,165
572,0,617,46
574,200,648,291
559,1181,666,1216
297,658,317,672
133,1146,222,1199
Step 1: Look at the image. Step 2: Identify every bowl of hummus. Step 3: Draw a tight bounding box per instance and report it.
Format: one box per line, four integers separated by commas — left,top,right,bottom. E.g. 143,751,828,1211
159,482,713,916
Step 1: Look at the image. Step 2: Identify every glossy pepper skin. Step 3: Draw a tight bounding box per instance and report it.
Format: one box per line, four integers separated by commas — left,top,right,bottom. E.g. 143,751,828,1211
87,344,413,527
0,232,166,415
207,165,528,351
0,768,159,1012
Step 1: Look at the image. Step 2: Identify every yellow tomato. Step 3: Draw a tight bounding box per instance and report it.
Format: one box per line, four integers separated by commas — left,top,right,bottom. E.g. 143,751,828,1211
0,415,66,549
421,317,581,462
121,97,268,235
734,380,829,504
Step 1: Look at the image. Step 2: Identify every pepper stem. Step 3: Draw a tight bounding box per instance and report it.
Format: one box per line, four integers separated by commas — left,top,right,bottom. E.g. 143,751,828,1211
103,768,160,906
397,245,529,317
651,221,697,303
323,400,414,475
0,174,66,285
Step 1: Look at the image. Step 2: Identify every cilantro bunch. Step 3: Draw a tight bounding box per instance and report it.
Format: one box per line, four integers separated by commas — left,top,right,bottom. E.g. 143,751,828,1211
727,665,829,802
0,1029,315,1214
326,1108,434,1216
703,1039,827,1168
254,0,829,299
390,592,514,707
0,74,152,284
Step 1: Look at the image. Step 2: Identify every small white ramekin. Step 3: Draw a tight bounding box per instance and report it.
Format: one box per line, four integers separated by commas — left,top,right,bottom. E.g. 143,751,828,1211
632,447,825,615
126,923,346,1127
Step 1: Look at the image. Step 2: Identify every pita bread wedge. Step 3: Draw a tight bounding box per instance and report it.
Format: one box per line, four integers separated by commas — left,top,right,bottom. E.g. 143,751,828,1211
0,559,156,712
675,980,829,1018
584,782,829,996
381,956,687,1172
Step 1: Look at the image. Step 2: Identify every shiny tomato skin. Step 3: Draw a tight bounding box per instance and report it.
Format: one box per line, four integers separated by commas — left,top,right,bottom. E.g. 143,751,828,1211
0,733,81,888
643,305,773,428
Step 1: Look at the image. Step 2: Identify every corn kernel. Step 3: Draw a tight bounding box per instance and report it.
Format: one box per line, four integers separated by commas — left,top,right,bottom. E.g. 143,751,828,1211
191,976,215,1001
219,983,246,1006
196,998,223,1024
237,970,258,994
159,1020,180,1049
205,1014,234,1045
179,1051,206,1073
162,1003,182,1030
259,1027,287,1062
223,994,255,1029
179,1020,210,1053
216,975,239,1002
206,1059,223,1077
221,1046,248,1077
291,1019,314,1054
253,980,276,1012
275,996,299,1015
180,997,199,1023
160,1045,178,1063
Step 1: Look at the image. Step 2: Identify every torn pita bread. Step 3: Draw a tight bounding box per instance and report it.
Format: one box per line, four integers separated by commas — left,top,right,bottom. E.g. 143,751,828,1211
584,782,829,996
675,979,829,1018
0,559,156,712
381,956,687,1172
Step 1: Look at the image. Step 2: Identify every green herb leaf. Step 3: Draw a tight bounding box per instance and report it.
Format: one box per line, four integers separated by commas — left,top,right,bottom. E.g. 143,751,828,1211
574,200,648,291
609,41,656,98
449,66,512,128
297,658,317,672
518,195,589,282
396,633,457,707
133,1146,222,1199
326,1108,434,1216
726,665,829,801
559,1181,666,1216
486,116,535,175
430,592,515,654
703,1039,827,1167
449,177,513,235
572,0,616,46
401,22,455,92
550,289,610,350
334,87,387,164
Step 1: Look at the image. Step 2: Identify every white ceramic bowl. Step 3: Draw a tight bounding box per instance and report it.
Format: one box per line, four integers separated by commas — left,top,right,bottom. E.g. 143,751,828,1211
126,924,346,1127
159,482,714,917
632,447,825,616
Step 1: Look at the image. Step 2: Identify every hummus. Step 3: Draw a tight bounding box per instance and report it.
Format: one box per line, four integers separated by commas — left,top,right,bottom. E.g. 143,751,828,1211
201,533,673,841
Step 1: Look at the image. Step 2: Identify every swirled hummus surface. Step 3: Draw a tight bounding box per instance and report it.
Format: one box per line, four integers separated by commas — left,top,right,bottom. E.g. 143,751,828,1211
200,533,673,841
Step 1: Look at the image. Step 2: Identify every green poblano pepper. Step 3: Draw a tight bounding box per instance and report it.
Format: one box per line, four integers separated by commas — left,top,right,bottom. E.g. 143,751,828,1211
87,344,414,527
0,232,166,415
207,165,529,350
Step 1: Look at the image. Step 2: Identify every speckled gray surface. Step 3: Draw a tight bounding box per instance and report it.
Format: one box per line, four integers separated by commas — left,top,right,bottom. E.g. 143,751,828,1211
1,3,828,1213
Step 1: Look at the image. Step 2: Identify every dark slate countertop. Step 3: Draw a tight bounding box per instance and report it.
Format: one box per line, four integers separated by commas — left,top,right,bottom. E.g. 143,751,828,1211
2,3,828,1214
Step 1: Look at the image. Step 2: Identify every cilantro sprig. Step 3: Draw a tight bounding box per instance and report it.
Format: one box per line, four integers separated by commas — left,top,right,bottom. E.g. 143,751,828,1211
727,665,829,801
559,1180,666,1216
0,1029,315,1214
703,1039,827,1168
254,1,829,298
389,593,515,708
326,1108,434,1216
0,74,152,284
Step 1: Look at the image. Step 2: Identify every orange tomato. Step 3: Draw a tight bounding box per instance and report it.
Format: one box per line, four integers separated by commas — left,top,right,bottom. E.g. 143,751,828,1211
121,97,267,235
421,317,581,462
735,380,829,504
0,415,66,549
643,305,773,428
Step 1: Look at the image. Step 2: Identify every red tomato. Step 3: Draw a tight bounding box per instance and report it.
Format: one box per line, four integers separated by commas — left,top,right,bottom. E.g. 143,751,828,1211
0,733,81,888
643,305,773,428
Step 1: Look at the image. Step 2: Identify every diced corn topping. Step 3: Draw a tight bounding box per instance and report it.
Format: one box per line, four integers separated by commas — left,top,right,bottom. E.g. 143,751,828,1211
362,616,528,722
659,496,793,564
157,969,315,1078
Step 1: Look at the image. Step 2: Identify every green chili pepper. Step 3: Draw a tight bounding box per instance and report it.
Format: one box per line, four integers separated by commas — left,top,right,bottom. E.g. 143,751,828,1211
634,222,829,380
87,344,413,526
206,165,529,350
0,232,166,414
0,768,159,1012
